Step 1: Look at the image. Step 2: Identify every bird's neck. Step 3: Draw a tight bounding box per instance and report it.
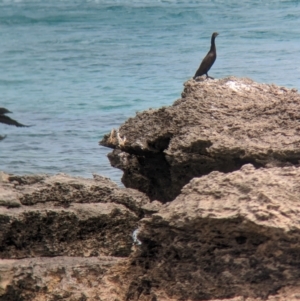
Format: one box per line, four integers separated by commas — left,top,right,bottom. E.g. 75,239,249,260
210,37,216,52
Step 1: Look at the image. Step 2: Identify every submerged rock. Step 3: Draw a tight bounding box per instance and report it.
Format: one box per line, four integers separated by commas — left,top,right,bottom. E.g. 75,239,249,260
100,77,300,202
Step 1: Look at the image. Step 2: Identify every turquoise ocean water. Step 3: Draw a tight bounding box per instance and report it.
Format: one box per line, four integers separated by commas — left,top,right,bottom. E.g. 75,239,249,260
0,0,300,185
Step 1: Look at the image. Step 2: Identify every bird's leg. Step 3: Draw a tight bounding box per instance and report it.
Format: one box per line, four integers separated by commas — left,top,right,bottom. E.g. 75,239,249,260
206,74,214,79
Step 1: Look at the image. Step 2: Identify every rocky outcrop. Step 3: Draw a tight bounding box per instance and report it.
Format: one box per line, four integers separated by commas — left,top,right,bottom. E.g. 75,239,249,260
3,76,300,301
0,256,127,301
0,172,150,300
0,172,149,259
125,164,300,301
100,77,300,202
3,164,300,300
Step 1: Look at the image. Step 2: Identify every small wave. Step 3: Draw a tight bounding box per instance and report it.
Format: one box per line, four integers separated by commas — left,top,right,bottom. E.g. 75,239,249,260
0,14,86,25
284,13,299,20
0,15,37,25
0,79,31,85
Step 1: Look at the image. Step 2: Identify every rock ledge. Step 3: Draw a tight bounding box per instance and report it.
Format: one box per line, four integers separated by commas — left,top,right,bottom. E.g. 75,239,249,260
101,77,300,202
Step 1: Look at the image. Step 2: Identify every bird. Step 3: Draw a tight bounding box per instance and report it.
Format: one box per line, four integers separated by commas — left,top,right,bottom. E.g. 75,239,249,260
193,32,219,80
0,107,29,127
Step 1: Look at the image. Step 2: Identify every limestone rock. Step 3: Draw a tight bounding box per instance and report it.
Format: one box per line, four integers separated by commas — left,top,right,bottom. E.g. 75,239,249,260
125,164,300,300
3,76,300,300
0,172,150,259
100,77,300,202
0,256,127,301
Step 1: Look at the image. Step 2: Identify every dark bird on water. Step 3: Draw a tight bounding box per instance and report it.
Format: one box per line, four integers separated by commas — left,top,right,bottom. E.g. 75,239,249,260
0,107,29,127
193,32,219,80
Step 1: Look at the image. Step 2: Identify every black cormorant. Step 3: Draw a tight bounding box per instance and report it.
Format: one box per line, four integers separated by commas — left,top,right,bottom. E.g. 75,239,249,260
0,107,29,127
193,32,219,80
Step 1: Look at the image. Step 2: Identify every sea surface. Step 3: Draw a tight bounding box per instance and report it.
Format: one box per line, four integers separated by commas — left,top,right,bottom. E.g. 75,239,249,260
0,0,300,185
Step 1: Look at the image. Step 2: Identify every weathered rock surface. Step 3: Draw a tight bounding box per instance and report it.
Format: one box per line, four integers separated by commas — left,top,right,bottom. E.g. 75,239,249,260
100,77,300,202
3,77,300,301
3,164,300,300
125,164,300,301
0,171,151,300
0,172,149,258
0,256,126,301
